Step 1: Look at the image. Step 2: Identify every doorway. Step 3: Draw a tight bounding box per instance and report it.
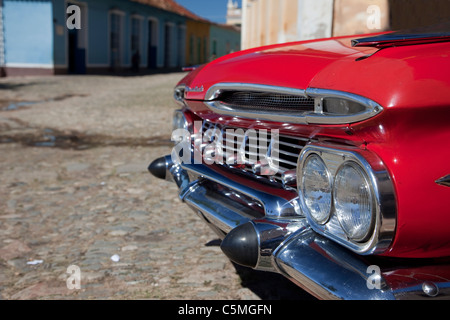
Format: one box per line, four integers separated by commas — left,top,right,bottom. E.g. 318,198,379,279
67,2,86,74
147,19,157,69
109,11,123,71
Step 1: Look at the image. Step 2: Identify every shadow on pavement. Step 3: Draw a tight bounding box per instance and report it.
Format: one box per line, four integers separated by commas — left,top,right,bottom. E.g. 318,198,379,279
205,239,317,300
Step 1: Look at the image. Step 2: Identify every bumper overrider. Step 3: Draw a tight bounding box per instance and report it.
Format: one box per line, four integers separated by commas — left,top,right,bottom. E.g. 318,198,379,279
148,114,450,299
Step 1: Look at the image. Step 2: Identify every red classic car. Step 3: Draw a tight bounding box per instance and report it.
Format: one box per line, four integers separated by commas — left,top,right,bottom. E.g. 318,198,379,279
149,25,450,300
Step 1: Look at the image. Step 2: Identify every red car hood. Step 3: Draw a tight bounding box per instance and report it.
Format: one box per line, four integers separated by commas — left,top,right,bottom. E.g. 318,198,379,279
184,35,376,100
183,34,450,110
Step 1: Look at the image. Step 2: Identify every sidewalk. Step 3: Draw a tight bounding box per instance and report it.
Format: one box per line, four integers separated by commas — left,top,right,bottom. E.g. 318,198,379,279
0,74,311,300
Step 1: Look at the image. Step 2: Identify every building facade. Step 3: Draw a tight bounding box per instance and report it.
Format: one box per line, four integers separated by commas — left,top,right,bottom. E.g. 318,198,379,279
185,17,210,65
226,0,242,27
0,0,6,76
0,0,241,76
210,24,240,60
241,0,334,49
241,0,450,50
0,0,188,76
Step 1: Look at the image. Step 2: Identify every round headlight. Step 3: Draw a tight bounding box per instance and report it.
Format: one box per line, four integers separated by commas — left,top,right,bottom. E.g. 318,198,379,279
301,154,332,224
333,162,374,241
172,110,189,132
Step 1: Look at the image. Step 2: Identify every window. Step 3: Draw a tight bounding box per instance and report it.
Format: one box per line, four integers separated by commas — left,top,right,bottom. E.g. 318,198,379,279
147,18,158,69
204,36,208,62
110,11,124,68
131,16,142,70
189,35,195,65
177,25,186,67
164,23,174,67
212,39,217,56
197,37,201,64
131,17,141,55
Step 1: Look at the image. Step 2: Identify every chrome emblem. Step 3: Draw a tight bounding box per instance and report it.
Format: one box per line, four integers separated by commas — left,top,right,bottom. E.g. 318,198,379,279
185,85,204,93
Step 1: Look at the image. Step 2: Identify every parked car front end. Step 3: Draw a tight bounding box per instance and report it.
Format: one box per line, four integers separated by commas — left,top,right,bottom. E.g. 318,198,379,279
149,27,450,300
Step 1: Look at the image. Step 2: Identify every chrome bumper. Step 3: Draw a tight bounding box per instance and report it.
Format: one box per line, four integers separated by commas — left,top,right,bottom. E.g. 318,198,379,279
149,155,450,300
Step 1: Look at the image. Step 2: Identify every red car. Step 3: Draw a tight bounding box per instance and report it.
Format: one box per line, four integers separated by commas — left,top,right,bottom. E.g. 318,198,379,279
149,25,450,300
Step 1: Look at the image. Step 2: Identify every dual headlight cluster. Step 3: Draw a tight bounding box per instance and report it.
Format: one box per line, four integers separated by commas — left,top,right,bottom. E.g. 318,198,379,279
301,154,373,241
297,145,395,254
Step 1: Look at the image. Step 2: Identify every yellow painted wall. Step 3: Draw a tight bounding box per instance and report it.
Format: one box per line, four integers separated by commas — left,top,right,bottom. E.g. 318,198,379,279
186,19,211,65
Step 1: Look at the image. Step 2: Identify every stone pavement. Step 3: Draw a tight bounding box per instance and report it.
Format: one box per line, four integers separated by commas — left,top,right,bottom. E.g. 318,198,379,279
0,73,314,300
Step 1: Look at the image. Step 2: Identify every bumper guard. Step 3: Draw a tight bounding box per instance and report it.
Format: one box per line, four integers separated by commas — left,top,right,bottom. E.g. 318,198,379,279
148,155,450,300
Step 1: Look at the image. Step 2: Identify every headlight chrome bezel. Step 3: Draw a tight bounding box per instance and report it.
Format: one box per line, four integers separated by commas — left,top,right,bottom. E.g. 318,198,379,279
297,145,396,255
172,109,190,132
174,85,186,104
333,160,375,242
301,154,333,225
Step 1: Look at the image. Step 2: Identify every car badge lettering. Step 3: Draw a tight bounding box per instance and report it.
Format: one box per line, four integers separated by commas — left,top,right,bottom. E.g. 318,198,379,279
185,85,204,93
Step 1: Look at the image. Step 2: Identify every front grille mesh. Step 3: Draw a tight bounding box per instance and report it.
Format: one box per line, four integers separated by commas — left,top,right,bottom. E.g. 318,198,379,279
217,91,315,113
201,121,308,186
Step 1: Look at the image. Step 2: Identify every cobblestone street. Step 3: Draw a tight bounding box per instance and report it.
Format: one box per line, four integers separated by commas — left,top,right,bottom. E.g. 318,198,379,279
0,73,313,300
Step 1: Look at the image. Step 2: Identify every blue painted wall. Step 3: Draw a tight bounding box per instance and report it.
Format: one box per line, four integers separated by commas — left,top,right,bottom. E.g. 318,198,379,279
210,24,240,59
3,0,244,73
52,0,66,67
52,0,187,70
3,0,53,66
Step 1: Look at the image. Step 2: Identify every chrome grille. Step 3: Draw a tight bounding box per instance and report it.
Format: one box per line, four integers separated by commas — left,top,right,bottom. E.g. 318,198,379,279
201,121,307,186
217,91,315,113
205,83,384,125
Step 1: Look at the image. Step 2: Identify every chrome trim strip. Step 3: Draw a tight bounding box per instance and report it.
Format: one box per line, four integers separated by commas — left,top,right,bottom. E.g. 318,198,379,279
184,182,252,233
352,31,450,48
436,175,450,187
180,161,301,218
275,228,450,300
306,88,383,124
274,229,396,300
204,83,310,124
205,100,310,124
297,144,397,255
306,88,381,109
204,83,308,100
203,83,383,124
